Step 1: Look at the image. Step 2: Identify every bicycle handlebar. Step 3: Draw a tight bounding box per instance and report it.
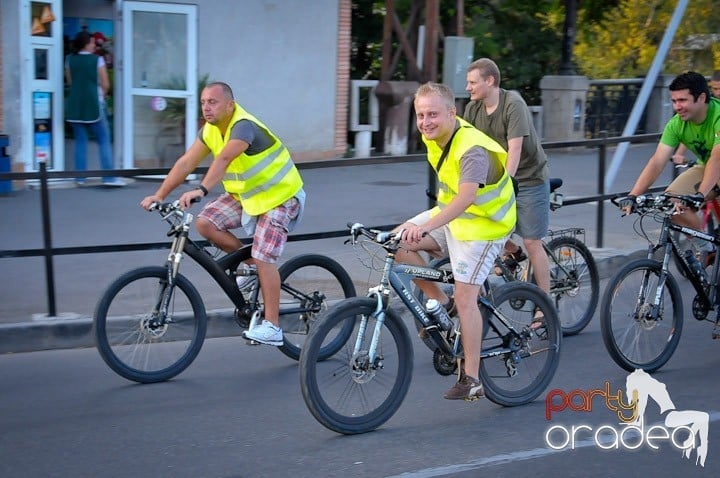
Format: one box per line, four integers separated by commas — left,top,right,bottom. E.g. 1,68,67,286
347,222,403,247
612,192,704,215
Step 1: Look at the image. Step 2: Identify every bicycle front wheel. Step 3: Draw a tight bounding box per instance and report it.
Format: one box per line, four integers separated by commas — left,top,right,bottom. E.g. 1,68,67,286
299,297,413,435
544,236,599,336
276,254,357,361
94,266,207,383
480,282,561,407
600,259,683,373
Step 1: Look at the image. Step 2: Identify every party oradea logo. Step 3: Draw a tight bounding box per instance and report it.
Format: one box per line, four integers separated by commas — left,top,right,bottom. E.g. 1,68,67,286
544,369,709,467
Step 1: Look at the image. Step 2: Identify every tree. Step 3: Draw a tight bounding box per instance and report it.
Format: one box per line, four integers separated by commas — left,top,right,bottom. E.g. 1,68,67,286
462,0,563,104
574,0,720,79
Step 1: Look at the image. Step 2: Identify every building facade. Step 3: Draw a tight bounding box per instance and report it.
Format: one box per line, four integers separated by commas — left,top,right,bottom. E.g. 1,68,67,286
0,0,351,175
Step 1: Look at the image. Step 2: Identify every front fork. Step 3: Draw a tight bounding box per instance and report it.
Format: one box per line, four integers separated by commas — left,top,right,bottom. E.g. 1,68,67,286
152,228,190,326
352,286,389,367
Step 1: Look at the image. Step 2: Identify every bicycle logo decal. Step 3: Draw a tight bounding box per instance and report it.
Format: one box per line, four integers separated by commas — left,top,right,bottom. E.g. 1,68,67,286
544,369,709,467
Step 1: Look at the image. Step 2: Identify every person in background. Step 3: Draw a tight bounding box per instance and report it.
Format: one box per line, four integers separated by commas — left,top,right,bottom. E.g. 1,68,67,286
65,31,123,186
463,58,550,330
709,70,720,99
140,81,306,347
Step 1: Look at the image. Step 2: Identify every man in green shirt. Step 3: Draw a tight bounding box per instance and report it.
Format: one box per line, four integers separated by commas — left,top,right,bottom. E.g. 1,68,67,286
622,71,720,262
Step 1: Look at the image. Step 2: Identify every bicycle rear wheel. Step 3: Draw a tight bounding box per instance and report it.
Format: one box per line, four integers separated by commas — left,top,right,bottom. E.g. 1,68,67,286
480,282,561,407
299,297,413,435
94,266,207,383
544,236,599,336
276,254,357,361
600,259,683,373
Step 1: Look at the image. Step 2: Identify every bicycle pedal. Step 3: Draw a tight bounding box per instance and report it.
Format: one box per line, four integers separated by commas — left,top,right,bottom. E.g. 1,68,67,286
245,339,262,346
463,396,480,403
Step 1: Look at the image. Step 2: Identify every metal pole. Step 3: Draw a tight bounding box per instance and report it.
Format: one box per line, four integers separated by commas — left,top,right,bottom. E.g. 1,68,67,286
597,133,607,248
604,0,689,190
39,161,57,317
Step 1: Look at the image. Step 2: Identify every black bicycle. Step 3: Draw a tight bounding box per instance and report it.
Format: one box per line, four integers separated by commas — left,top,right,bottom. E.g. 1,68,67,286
94,200,356,383
600,193,720,373
299,223,561,435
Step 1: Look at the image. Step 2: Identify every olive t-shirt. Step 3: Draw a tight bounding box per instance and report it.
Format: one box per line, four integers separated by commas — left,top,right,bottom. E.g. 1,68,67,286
463,89,548,186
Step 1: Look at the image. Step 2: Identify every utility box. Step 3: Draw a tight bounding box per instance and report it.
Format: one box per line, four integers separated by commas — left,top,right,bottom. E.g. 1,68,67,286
442,36,474,99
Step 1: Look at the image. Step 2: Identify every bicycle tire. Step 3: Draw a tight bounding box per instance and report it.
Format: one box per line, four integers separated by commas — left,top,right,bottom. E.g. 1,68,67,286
479,282,562,407
94,266,207,383
599,259,683,373
542,236,599,336
276,254,357,361
299,297,413,435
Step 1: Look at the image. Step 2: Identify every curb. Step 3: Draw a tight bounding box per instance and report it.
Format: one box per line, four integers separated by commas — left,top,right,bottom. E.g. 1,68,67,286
0,249,647,355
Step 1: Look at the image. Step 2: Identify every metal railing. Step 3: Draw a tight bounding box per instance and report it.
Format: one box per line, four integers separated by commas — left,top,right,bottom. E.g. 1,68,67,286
0,133,662,317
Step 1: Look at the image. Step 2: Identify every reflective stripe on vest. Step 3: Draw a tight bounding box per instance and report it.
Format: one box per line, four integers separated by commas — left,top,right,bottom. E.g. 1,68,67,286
437,174,514,223
426,117,516,241
204,103,303,215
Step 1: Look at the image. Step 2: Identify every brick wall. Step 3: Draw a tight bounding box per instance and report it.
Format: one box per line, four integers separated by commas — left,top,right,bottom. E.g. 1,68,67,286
334,0,351,157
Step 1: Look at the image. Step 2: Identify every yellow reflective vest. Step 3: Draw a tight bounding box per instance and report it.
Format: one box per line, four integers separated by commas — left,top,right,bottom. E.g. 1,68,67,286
202,104,303,216
425,118,516,241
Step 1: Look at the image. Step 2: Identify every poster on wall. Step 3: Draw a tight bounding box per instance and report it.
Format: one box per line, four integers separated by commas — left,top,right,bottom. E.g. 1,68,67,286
33,92,53,168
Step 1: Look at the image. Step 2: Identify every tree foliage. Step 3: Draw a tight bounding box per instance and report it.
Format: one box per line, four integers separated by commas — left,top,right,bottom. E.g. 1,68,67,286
350,0,720,102
574,0,720,78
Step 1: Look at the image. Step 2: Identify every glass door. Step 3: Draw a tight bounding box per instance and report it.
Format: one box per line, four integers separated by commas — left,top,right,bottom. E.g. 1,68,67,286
121,1,197,169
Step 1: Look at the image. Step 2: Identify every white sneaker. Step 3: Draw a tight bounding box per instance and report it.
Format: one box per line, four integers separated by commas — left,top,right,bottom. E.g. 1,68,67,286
242,320,283,346
236,264,258,292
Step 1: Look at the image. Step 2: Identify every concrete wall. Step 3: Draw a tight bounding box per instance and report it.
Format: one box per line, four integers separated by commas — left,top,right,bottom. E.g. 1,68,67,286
0,0,346,168
193,0,342,159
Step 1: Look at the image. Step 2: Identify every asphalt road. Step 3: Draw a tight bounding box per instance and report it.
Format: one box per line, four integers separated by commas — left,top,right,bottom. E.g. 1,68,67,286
1,142,717,476
1,275,718,477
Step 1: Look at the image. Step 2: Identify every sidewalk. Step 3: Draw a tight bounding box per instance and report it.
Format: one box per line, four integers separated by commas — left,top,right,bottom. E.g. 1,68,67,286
0,143,668,353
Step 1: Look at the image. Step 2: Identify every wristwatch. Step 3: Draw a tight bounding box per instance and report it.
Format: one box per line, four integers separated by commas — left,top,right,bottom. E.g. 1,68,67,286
196,184,208,196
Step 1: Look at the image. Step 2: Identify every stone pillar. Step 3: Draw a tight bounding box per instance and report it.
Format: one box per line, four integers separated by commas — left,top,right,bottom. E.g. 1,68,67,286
646,74,674,134
540,75,590,142
375,81,420,155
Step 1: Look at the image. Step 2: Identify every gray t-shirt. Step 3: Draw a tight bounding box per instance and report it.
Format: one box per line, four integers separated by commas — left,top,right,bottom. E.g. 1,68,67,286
463,89,548,186
199,119,275,154
459,145,503,188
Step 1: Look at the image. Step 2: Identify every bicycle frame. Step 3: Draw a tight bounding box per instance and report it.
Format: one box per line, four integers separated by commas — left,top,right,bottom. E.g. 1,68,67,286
654,217,720,312
158,206,331,329
357,238,530,366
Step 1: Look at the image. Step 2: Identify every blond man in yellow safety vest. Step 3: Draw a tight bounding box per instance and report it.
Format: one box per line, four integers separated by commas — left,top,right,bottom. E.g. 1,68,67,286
396,82,516,401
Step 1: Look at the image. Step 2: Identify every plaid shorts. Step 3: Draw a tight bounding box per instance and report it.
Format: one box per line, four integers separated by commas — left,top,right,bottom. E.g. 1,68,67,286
198,193,300,263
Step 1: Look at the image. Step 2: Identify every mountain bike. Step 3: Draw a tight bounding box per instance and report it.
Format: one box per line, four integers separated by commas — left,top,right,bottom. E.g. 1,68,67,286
298,223,561,435
416,178,599,340
94,200,356,383
669,158,720,277
600,193,720,373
